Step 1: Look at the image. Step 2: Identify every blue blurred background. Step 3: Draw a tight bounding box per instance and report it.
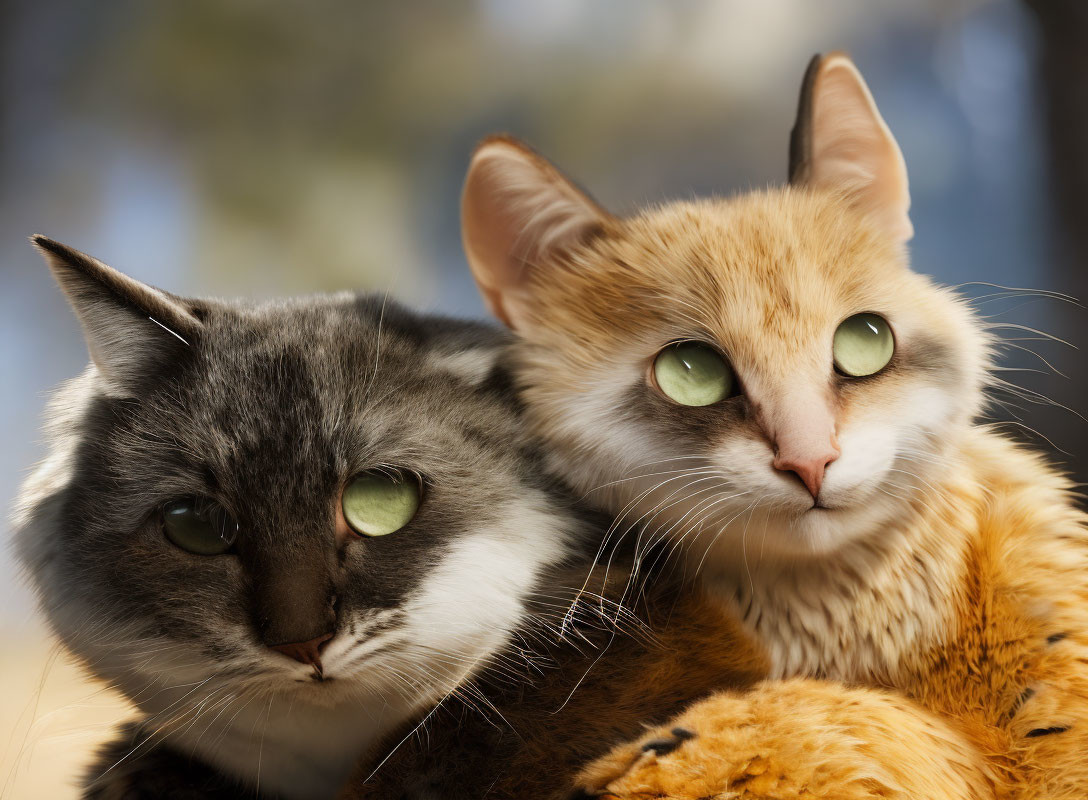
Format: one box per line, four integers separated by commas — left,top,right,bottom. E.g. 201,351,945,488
2,5,1087,791
6,0,1088,614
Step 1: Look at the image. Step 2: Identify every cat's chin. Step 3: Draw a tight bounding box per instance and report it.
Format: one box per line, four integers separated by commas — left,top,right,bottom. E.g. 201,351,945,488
703,494,901,566
786,496,901,557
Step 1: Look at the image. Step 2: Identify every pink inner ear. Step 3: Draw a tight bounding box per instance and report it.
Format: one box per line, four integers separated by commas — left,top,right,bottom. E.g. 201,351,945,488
807,58,913,243
461,140,608,330
462,155,531,325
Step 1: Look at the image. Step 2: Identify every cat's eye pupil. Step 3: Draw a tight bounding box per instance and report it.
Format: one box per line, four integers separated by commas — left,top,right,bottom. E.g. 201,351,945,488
652,342,734,407
342,470,421,537
162,498,238,556
833,313,894,377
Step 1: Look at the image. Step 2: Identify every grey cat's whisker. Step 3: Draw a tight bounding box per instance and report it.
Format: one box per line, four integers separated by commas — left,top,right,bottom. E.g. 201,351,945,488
253,694,276,797
639,490,756,592
104,682,229,781
338,633,417,678
693,494,761,578
606,474,729,585
561,466,720,629
605,486,722,600
625,484,733,584
189,691,242,753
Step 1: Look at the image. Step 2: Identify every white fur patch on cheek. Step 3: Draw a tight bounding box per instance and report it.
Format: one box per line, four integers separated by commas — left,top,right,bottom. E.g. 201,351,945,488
900,385,954,435
823,422,898,501
825,385,955,503
714,436,776,492
394,496,572,691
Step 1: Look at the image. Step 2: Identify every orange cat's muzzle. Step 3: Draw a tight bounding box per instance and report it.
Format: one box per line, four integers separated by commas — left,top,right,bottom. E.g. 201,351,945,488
760,392,841,501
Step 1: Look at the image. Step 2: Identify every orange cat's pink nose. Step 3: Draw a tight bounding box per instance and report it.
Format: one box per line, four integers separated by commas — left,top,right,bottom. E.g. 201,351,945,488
756,388,841,501
774,448,839,500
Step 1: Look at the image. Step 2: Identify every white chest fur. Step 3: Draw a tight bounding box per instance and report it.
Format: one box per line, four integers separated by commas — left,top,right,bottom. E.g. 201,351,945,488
702,525,962,682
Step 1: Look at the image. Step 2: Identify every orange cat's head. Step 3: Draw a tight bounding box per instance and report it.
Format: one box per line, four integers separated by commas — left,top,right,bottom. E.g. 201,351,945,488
462,54,991,563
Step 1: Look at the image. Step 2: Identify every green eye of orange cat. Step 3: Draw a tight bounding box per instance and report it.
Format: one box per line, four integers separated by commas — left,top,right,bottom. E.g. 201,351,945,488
162,498,238,556
342,470,421,537
652,342,734,406
833,313,894,377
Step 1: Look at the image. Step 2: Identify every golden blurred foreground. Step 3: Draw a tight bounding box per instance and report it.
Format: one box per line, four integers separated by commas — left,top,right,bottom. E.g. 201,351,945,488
0,624,133,800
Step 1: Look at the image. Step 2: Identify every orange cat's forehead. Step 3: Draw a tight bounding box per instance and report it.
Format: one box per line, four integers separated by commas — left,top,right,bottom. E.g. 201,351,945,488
526,187,915,376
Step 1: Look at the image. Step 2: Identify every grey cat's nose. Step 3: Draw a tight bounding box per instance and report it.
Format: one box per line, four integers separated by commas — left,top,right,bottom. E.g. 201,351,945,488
270,632,333,668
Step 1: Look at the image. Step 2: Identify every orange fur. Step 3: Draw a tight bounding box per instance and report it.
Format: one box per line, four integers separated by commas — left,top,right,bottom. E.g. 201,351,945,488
575,434,1088,799
576,679,990,800
458,54,1088,800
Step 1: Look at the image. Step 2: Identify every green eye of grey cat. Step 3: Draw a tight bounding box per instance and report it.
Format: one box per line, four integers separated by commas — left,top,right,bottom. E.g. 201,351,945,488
653,341,734,406
833,313,894,377
162,498,239,556
342,470,421,537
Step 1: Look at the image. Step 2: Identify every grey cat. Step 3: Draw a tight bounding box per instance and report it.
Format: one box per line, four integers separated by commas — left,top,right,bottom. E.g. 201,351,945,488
13,237,591,799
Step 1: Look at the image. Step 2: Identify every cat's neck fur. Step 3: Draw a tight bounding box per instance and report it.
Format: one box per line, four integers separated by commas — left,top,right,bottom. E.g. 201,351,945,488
696,432,985,683
158,689,414,800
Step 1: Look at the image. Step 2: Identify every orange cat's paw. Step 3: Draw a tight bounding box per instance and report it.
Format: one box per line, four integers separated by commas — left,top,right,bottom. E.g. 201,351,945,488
572,679,993,800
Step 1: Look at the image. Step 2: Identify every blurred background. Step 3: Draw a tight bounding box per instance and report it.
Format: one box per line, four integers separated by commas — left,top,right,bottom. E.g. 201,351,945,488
2,0,1087,796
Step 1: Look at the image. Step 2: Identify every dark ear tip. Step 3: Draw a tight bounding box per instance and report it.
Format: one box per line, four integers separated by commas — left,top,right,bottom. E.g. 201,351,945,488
28,235,95,278
29,233,60,252
789,55,827,185
29,234,85,265
801,53,825,88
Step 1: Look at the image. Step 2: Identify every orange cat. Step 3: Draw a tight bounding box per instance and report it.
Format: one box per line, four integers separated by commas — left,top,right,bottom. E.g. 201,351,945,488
461,53,1088,798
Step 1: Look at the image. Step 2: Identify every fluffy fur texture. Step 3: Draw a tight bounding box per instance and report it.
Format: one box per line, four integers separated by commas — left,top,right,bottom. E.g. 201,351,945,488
463,54,1088,798
574,679,989,800
339,563,768,799
14,238,586,799
339,563,1006,800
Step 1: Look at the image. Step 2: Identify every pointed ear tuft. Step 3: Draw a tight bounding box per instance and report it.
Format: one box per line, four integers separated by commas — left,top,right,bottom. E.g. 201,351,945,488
788,52,912,243
461,136,611,329
31,235,203,396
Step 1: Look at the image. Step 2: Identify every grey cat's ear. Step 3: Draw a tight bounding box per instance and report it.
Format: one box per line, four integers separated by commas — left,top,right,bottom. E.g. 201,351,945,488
31,235,203,396
462,135,612,329
788,52,912,243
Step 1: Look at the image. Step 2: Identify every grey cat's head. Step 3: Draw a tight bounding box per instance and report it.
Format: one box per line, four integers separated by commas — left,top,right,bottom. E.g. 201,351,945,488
14,237,579,738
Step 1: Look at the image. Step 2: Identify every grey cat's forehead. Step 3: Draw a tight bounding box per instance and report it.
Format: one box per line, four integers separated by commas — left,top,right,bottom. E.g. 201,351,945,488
198,294,507,380
166,295,510,429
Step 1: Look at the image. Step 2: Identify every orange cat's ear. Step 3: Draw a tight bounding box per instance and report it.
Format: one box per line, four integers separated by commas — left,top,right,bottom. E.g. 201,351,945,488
462,136,611,329
789,53,912,242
